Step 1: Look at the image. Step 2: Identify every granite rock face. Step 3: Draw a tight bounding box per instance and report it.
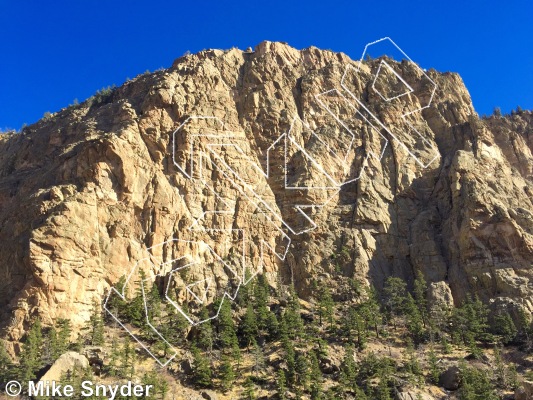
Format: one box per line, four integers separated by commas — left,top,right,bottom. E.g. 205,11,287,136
0,41,531,341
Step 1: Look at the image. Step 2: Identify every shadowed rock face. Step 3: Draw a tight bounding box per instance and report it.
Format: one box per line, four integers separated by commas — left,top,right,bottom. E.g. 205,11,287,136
0,41,531,341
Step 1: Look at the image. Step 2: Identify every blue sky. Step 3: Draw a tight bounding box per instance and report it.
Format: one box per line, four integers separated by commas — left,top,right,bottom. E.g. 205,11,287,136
0,0,531,130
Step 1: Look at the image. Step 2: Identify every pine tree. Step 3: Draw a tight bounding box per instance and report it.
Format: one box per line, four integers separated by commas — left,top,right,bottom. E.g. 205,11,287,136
308,351,322,399
383,277,407,329
284,286,305,340
427,347,441,384
491,311,517,344
218,354,235,392
46,326,60,363
276,369,287,400
17,318,43,382
295,352,309,390
404,340,422,382
451,295,490,346
106,275,127,323
0,342,14,383
405,294,426,345
197,306,214,352
340,345,357,390
265,310,279,341
243,376,256,400
459,362,498,400
254,274,270,333
218,300,239,351
147,281,162,318
240,305,258,347
413,271,429,327
282,335,296,385
56,319,72,354
252,340,265,375
88,300,105,346
191,344,212,388
317,283,335,329
107,337,120,376
120,339,134,379
237,268,253,307
362,286,382,338
127,268,147,327
342,307,368,350
376,369,392,400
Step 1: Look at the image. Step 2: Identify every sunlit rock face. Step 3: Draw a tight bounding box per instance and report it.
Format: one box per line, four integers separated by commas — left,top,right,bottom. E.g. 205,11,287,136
0,41,531,342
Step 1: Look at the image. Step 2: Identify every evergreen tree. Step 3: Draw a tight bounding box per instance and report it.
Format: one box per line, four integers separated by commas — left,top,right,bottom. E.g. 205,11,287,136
317,283,335,329
197,306,214,352
0,342,14,384
276,369,287,400
218,300,239,352
282,335,296,385
343,306,368,350
427,347,441,384
383,277,407,328
106,275,127,323
516,308,533,351
404,340,422,382
375,368,392,400
218,354,235,393
491,311,517,344
252,340,265,375
340,345,357,390
191,344,212,388
413,271,429,327
120,339,136,379
265,310,280,341
254,274,270,332
87,301,105,346
237,268,253,306
56,319,72,354
459,362,498,400
450,295,490,346
17,318,43,382
404,294,426,345
295,352,309,390
239,305,258,347
284,286,305,340
308,351,322,399
147,282,162,321
107,337,120,376
46,326,60,363
126,268,147,327
243,376,256,400
361,286,382,338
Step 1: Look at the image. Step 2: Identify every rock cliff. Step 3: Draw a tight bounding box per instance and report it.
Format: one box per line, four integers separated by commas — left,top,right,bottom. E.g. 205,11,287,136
0,41,531,344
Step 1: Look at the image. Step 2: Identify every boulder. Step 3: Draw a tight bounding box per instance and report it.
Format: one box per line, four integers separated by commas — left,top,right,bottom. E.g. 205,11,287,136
515,380,533,400
201,390,219,400
427,281,454,312
40,352,90,382
438,366,461,390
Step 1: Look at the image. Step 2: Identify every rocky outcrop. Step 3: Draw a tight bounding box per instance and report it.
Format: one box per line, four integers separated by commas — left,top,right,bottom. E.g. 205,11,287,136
0,41,531,341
